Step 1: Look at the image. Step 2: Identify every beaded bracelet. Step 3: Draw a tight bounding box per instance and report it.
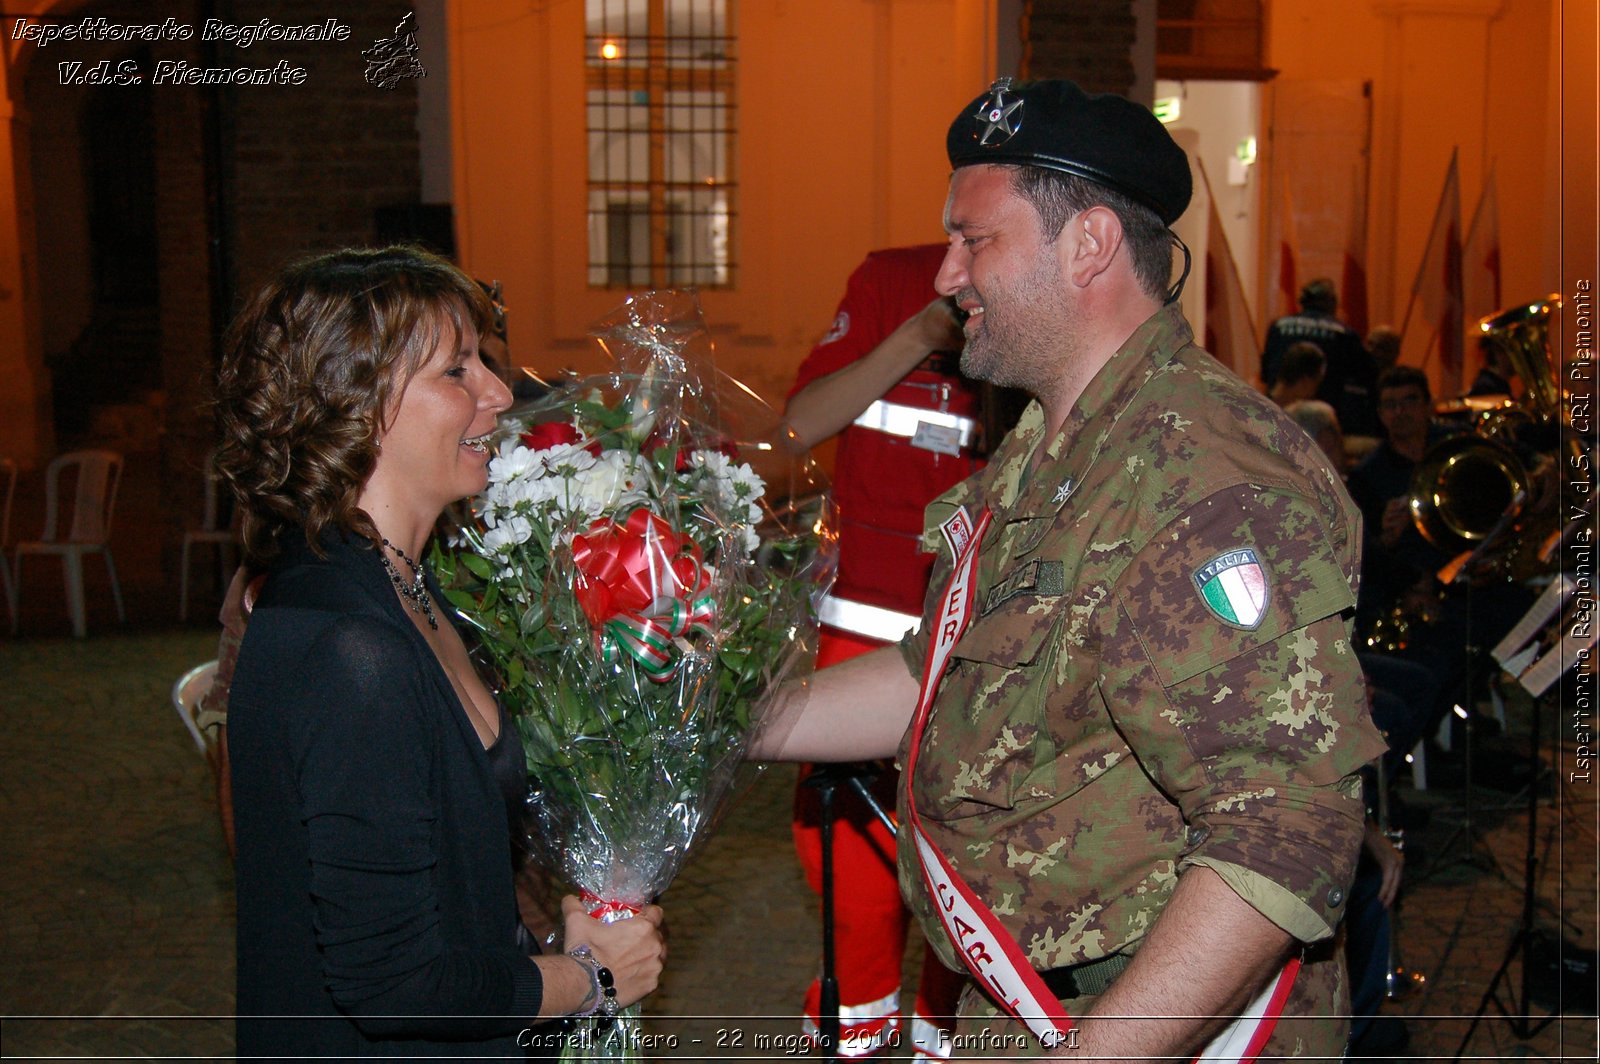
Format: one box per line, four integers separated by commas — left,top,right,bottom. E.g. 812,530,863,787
566,945,618,1020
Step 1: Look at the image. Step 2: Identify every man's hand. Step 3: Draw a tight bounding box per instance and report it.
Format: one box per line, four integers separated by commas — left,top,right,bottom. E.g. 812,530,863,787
781,296,965,451
908,295,966,352
1379,497,1411,547
1362,822,1404,909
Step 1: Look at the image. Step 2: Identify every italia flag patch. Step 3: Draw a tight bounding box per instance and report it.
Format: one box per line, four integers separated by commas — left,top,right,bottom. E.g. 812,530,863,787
1193,548,1269,630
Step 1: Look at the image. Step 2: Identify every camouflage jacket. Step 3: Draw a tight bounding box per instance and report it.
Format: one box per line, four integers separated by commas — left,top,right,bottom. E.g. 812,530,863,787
896,305,1387,1044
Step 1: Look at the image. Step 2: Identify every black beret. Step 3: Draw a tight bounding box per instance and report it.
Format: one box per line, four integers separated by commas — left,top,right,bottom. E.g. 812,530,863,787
946,78,1192,226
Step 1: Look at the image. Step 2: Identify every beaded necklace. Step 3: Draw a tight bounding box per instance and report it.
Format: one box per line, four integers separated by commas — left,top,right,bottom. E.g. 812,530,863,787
379,538,438,630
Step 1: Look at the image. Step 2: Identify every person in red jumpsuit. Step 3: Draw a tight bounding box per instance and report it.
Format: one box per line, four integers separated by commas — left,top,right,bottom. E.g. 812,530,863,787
783,244,984,1059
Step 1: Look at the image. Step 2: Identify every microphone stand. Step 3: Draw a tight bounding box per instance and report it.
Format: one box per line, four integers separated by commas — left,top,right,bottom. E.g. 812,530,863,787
1452,687,1558,1058
802,762,897,1059
1424,495,1526,880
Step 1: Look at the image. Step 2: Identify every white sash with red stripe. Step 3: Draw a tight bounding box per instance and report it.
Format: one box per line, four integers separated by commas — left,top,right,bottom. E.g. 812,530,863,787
903,505,1299,1061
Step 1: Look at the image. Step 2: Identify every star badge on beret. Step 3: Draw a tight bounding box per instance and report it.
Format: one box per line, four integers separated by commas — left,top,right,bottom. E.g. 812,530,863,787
974,77,1023,146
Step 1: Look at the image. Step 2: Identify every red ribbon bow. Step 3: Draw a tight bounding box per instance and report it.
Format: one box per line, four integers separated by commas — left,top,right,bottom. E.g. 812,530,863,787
570,509,716,679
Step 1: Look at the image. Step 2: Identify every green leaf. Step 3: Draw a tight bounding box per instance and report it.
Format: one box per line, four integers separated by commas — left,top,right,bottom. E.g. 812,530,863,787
461,553,494,580
442,588,478,611
576,401,630,430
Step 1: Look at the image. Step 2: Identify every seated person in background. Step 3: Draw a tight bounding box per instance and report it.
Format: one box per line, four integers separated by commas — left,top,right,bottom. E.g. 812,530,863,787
1269,341,1327,408
1263,278,1378,437
1287,397,1437,760
1365,325,1402,375
1343,766,1409,1060
1349,365,1543,741
1346,367,1456,626
1467,333,1514,398
1285,398,1345,471
1288,394,1415,1059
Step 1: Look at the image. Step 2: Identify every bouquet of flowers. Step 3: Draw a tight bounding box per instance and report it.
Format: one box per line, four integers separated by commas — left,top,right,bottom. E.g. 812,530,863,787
434,291,834,1059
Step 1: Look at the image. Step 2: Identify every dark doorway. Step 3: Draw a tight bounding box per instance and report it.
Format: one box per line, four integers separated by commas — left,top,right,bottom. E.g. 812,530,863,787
51,45,161,440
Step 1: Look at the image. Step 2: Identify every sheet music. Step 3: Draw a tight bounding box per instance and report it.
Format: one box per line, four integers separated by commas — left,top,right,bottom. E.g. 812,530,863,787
1518,623,1598,697
1492,575,1575,665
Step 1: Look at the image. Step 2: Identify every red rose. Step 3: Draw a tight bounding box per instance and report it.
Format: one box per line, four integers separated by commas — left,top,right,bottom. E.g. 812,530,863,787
520,421,580,451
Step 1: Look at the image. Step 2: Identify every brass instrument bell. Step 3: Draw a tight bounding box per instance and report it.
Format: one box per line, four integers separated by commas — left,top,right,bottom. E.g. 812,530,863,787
1477,294,1563,421
1407,434,1527,555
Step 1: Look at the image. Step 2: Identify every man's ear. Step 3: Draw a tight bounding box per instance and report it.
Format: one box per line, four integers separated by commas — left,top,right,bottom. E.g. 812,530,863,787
1064,206,1124,287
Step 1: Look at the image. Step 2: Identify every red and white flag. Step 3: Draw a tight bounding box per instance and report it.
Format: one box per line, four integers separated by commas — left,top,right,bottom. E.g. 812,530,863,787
1408,150,1464,395
1275,181,1301,320
1198,161,1260,381
1463,168,1502,321
1340,163,1369,338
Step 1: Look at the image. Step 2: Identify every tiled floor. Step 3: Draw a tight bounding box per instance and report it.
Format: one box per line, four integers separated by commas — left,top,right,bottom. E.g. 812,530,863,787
0,453,1595,1059
1,627,1595,1061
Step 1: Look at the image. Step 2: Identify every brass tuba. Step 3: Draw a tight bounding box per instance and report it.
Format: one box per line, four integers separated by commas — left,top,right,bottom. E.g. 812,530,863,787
1407,294,1565,564
1477,294,1564,421
1407,434,1527,555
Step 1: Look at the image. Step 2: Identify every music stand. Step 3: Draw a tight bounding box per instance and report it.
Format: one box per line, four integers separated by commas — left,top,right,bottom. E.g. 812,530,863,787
802,763,898,1060
1422,500,1531,879
1452,578,1592,1058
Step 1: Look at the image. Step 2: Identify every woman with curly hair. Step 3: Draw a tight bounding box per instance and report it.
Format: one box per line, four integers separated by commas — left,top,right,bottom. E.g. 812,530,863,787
215,245,665,1059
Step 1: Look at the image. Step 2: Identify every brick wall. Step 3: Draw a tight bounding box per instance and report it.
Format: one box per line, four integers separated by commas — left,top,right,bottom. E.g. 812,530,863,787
217,0,423,297
19,0,424,598
150,0,216,556
1022,0,1137,94
173,0,424,584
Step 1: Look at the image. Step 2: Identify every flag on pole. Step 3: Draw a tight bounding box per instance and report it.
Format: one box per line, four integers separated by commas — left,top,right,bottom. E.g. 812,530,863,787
1340,163,1369,337
1409,150,1464,396
1463,167,1502,320
1461,167,1502,388
1276,181,1300,320
1198,160,1260,381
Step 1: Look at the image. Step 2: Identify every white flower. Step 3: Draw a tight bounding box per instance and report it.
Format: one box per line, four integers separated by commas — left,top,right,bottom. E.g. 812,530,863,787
683,450,766,530
488,440,542,483
686,449,731,479
726,462,765,505
482,514,534,555
555,451,653,520
539,443,599,479
573,452,628,515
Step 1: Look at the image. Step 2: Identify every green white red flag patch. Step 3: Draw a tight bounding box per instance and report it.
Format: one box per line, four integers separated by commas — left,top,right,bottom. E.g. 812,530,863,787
1193,548,1268,630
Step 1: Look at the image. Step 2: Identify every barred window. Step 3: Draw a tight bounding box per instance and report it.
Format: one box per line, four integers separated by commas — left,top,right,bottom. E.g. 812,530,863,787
586,0,735,288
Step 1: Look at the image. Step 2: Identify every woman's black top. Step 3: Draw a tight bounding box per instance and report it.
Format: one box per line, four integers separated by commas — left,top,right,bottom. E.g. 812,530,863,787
485,704,530,848
230,531,551,1061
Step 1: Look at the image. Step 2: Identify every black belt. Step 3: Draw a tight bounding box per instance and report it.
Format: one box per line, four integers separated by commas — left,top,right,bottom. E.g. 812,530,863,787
1038,951,1133,1000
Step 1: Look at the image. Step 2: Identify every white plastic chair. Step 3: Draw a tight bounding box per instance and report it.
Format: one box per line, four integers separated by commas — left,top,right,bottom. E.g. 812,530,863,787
1,458,16,632
171,659,219,755
12,449,126,638
180,470,239,621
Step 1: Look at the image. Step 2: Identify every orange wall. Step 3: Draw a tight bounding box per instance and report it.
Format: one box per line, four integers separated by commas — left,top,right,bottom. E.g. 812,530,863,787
450,0,995,408
1555,0,1597,381
1267,0,1569,373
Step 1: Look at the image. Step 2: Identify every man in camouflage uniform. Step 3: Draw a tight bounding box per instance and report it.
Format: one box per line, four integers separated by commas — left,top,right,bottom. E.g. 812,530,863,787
759,78,1385,1060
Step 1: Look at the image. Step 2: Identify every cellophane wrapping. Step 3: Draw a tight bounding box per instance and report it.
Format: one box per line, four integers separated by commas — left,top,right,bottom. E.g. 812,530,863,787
434,290,836,1059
